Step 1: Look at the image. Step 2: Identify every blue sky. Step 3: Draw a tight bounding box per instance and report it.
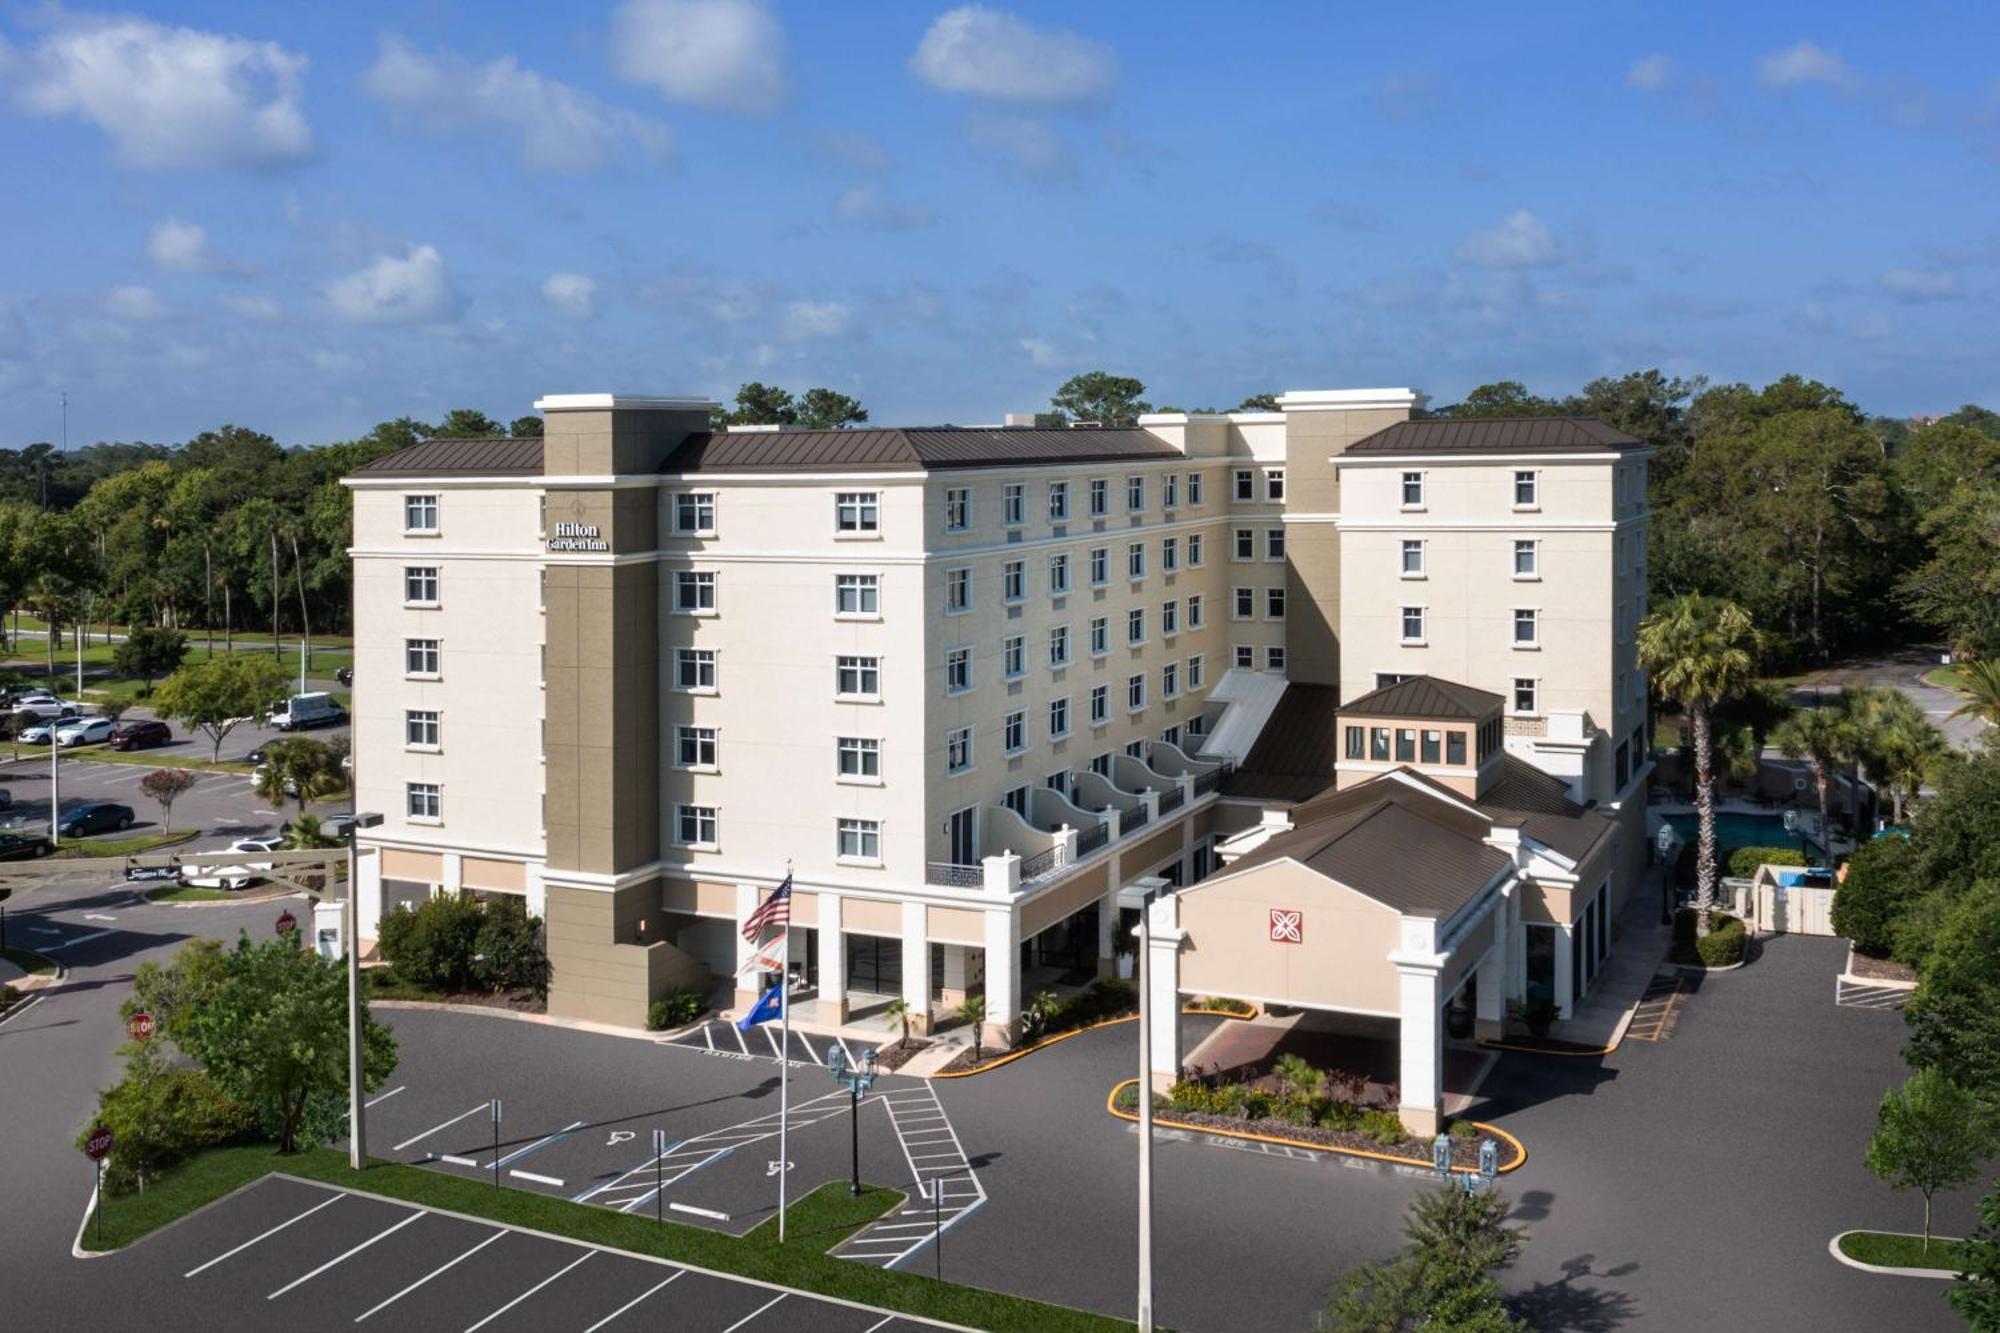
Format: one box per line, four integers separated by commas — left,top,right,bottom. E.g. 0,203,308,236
1,1,1996,446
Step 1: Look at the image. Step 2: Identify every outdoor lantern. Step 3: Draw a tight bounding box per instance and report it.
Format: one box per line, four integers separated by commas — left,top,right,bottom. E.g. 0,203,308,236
1432,1133,1452,1177
1478,1136,1499,1187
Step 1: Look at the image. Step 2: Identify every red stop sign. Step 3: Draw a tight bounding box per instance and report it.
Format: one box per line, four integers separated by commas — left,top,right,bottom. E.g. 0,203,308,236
275,910,298,936
128,1011,155,1041
85,1126,114,1161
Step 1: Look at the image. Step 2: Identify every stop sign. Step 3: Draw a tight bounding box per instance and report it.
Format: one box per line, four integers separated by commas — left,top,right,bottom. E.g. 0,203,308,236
128,1011,155,1041
275,909,298,936
85,1125,113,1161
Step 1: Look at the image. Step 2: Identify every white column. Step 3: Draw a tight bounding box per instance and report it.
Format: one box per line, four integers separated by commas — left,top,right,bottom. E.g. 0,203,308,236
355,847,383,942
900,900,931,1035
523,862,546,923
440,850,462,896
733,882,763,1014
1140,879,1183,1093
1096,882,1121,978
983,907,1020,1046
1390,916,1446,1137
1474,947,1506,1043
1553,922,1575,1019
983,851,1021,897
817,892,847,1025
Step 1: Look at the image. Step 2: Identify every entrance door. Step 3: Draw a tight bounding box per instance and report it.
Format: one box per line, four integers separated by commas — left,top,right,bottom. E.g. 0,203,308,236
948,806,978,866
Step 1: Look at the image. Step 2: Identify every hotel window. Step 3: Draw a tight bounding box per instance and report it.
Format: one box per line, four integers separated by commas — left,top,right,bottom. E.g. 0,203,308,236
1401,606,1426,643
1514,539,1538,578
1090,616,1109,656
1049,625,1071,667
675,491,715,534
1513,677,1538,714
1266,528,1285,560
837,818,881,861
1049,697,1071,738
1395,728,1416,763
1162,536,1179,571
1401,471,1425,508
837,736,880,778
1126,476,1145,511
1002,559,1026,602
1266,645,1286,672
1089,547,1109,585
1370,727,1390,761
1234,469,1255,500
1047,770,1071,801
1513,608,1539,647
1186,533,1204,566
1127,673,1146,710
1003,786,1029,817
1234,528,1254,560
676,804,717,847
1186,471,1203,505
947,726,973,773
1003,635,1025,678
1124,741,1145,758
405,710,440,749
836,655,880,698
834,573,879,616
406,782,441,822
835,491,880,533
1161,600,1179,636
1615,740,1632,790
676,726,718,769
1233,587,1254,619
1049,552,1071,594
1004,710,1026,753
1345,726,1365,760
1265,468,1286,502
947,646,974,693
1090,752,1112,778
1163,474,1179,508
1401,539,1425,577
1003,483,1025,526
1513,470,1538,509
1421,730,1442,764
1162,662,1179,699
1048,480,1070,521
1090,685,1109,724
1186,654,1203,689
1187,594,1204,628
945,567,972,613
1447,731,1468,765
1127,608,1146,644
1127,542,1146,579
1266,587,1286,620
1235,646,1255,669
404,494,439,533
944,487,969,532
1089,478,1109,516
405,638,440,676
404,566,438,604
676,571,716,613
676,648,716,691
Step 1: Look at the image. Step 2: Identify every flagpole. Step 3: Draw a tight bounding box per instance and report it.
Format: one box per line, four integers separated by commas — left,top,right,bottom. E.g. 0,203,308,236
778,864,792,1243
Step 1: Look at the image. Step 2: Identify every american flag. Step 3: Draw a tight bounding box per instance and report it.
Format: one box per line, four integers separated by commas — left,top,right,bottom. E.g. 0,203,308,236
741,873,792,943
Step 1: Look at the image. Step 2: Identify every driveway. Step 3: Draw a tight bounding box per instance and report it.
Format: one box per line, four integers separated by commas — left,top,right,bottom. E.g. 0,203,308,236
1800,646,1990,752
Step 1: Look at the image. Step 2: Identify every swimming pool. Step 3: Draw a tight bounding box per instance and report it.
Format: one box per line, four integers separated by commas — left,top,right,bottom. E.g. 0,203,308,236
1661,811,1820,858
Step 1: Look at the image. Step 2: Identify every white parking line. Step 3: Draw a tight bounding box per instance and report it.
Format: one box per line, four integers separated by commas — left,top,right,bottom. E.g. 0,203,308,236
837,1037,859,1066
668,1201,731,1220
267,1211,424,1299
496,1120,587,1168
763,1027,784,1060
394,1102,490,1151
43,929,114,951
509,1170,566,1187
732,1024,750,1056
462,1252,592,1333
582,1271,686,1333
863,1318,895,1333
702,1025,715,1051
721,1294,787,1332
352,1230,504,1322
83,913,117,922
364,1086,406,1108
184,1194,342,1277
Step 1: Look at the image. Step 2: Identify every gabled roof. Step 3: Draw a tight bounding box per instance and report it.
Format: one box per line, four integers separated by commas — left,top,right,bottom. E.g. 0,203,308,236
1391,758,1613,864
353,437,544,476
658,426,1183,474
1345,416,1643,456
1340,675,1503,722
1219,683,1342,801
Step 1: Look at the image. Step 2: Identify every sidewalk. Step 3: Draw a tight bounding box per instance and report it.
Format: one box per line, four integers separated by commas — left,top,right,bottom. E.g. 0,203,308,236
1544,866,1673,1050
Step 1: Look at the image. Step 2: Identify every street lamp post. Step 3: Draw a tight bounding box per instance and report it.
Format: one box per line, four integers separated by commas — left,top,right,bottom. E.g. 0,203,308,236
826,1043,878,1196
346,811,383,1171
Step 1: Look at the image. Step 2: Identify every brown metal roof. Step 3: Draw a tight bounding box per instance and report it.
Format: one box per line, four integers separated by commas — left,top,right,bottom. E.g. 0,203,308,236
658,426,1183,474
1346,416,1642,456
1219,683,1342,802
1391,759,1613,864
353,437,544,476
1340,675,1503,722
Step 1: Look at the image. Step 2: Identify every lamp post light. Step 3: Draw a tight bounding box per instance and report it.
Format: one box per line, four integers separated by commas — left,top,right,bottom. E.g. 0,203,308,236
1432,1133,1502,1195
346,811,383,1171
826,1042,878,1196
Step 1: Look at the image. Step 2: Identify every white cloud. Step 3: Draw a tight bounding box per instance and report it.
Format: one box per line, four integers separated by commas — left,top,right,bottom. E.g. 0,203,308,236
1018,337,1060,368
1457,210,1561,269
220,294,281,320
105,285,165,320
1879,268,1961,302
1625,54,1672,92
834,184,931,230
146,219,210,271
610,0,787,117
1757,41,1857,91
779,300,851,340
964,111,1071,178
911,7,1117,107
541,272,598,319
360,36,671,173
1,12,311,169
324,245,462,325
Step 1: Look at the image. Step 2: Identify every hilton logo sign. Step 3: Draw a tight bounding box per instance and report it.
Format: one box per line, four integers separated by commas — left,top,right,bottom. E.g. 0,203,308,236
547,521,609,552
1269,908,1303,944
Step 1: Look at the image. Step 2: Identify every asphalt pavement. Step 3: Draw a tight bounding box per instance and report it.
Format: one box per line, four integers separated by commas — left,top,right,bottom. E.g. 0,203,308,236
1801,646,1992,753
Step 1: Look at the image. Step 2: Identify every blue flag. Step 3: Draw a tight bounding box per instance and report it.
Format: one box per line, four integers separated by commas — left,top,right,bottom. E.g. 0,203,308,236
735,982,784,1032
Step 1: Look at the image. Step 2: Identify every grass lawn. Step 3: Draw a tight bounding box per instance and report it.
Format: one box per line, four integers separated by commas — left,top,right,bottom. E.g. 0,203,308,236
144,885,239,903
56,830,197,859
2,943,58,976
1838,1230,1971,1271
85,1144,1127,1332
20,746,254,775
1925,664,1970,693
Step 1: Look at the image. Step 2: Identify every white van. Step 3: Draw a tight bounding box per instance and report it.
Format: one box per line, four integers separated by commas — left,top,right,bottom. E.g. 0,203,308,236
266,692,347,731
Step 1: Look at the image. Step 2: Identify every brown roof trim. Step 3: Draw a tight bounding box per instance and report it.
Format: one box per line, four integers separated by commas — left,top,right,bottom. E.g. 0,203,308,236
1340,675,1503,722
658,426,1184,474
353,437,544,476
1346,416,1643,456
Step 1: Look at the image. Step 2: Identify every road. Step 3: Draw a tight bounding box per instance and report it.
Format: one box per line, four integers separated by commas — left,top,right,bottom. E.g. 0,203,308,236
1800,646,1991,752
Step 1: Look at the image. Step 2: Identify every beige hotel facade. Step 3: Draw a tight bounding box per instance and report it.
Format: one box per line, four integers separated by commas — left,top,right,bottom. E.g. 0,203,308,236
344,389,1653,1130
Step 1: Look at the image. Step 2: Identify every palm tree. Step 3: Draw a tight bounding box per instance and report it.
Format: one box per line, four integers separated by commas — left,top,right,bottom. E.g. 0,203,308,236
1874,713,1949,825
254,736,342,818
957,994,988,1064
1771,704,1854,864
1949,659,2000,729
1636,595,1762,932
884,997,912,1045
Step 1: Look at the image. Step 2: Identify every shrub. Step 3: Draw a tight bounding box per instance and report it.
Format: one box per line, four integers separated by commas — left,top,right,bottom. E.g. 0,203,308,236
1695,917,1748,967
1359,1109,1408,1148
1833,835,1918,957
646,987,706,1031
376,894,483,991
77,1042,260,1193
1449,1119,1480,1139
1319,1100,1362,1132
472,898,551,995
1217,1083,1253,1119
1190,995,1253,1015
1279,1097,1314,1127
1728,845,1807,878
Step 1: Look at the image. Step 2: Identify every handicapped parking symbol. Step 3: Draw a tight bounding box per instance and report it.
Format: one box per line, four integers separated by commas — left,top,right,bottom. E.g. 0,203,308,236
606,1130,635,1147
765,1159,792,1177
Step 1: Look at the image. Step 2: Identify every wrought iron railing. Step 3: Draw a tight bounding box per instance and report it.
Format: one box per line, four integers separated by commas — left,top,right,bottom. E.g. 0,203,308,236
1158,786,1185,816
1019,845,1063,882
1120,804,1151,836
925,861,984,888
1193,764,1228,795
1077,821,1111,857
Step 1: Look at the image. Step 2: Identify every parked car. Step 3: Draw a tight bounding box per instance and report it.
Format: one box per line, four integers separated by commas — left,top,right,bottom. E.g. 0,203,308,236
250,763,299,797
13,698,81,722
243,745,266,766
266,692,347,732
55,716,115,748
0,831,51,860
333,667,353,686
55,802,134,837
17,719,61,745
0,788,11,809
107,719,172,751
181,836,282,889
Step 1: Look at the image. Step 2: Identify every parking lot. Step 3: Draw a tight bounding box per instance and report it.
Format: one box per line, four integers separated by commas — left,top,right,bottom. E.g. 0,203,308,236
105,1174,938,1333
0,749,350,848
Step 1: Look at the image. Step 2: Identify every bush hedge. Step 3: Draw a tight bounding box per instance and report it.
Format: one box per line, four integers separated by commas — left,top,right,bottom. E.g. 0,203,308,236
1727,845,1807,878
646,987,706,1031
1673,908,1747,967
377,894,550,996
76,1046,260,1194
1832,835,1916,957
1019,977,1136,1043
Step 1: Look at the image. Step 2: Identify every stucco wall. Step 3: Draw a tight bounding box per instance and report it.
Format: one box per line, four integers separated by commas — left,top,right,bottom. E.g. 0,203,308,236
1178,858,1403,1014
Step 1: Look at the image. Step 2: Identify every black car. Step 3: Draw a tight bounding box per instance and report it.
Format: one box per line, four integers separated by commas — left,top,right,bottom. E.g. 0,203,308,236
334,667,353,686
0,831,51,860
108,719,172,750
56,802,134,838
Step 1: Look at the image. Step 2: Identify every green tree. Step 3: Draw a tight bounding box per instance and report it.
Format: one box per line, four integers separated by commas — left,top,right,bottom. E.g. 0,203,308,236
123,936,226,1040
1771,703,1856,861
1950,1181,2000,1329
884,997,912,1044
1905,880,2000,1102
1049,372,1151,428
431,409,505,438
177,931,398,1153
1865,1069,1994,1254
138,768,197,832
508,414,544,439
1432,380,1562,419
74,1038,258,1193
255,736,343,817
152,653,291,762
112,625,188,688
957,994,988,1063
794,388,869,429
1637,595,1762,930
1832,835,1917,958
1950,660,2000,729
1234,392,1282,412
726,382,797,426
1319,1186,1526,1332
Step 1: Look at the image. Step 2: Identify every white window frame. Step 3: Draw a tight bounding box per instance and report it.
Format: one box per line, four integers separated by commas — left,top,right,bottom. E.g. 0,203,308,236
1088,478,1109,517
835,491,880,536
1186,471,1203,505
1162,536,1179,572
403,493,439,534
403,565,439,606
1089,547,1109,586
1003,710,1027,755
836,735,881,782
1266,586,1287,621
1265,468,1286,502
675,491,716,536
675,725,719,771
1234,645,1255,669
946,646,974,695
836,655,881,701
1126,542,1146,580
1048,696,1071,739
1003,635,1025,679
1089,685,1109,725
404,709,440,751
1163,473,1179,509
1187,654,1204,690
1513,607,1540,649
944,487,969,533
834,573,880,618
406,782,442,823
1162,662,1179,700
1513,538,1539,580
1049,625,1071,667
1127,607,1146,646
1400,605,1427,645
1266,645,1287,673
1232,587,1254,621
1401,538,1426,579
1161,599,1179,637
1512,470,1539,511
1186,532,1205,567
675,648,717,694
1233,528,1255,562
1233,469,1255,501
1089,616,1109,657
946,726,974,774
1048,480,1069,521
945,566,972,614
1126,673,1147,712
675,803,718,850
1186,594,1204,629
836,818,882,865
1049,552,1071,595
1003,482,1025,528
675,570,717,615
1002,559,1026,604
1266,527,1285,562
1512,676,1540,716
1400,470,1426,511
1126,475,1145,512
404,637,440,678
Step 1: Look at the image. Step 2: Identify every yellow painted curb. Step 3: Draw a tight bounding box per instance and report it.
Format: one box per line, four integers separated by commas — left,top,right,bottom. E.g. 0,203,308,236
1477,1037,1617,1058
1105,1078,1528,1175
930,1003,1258,1080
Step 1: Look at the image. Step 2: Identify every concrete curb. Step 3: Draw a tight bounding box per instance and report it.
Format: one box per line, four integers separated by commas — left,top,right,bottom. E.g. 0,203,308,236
931,1003,1257,1080
1827,1230,1961,1279
143,886,306,910
1839,943,1918,992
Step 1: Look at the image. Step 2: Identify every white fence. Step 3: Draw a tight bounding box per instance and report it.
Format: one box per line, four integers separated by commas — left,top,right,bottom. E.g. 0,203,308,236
1728,865,1837,936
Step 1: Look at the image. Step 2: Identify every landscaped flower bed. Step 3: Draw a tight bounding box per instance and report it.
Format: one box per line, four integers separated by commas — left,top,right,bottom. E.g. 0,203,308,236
1670,907,1748,967
873,1037,932,1072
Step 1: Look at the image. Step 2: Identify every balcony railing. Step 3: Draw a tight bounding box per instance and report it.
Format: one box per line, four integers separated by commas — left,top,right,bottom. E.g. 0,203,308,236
925,861,984,889
1193,762,1232,796
1120,804,1151,837
1077,821,1111,858
1157,786,1185,816
1019,844,1063,883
